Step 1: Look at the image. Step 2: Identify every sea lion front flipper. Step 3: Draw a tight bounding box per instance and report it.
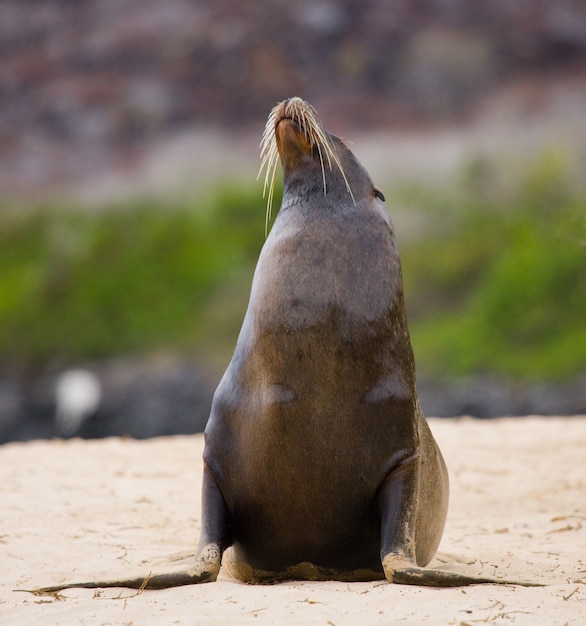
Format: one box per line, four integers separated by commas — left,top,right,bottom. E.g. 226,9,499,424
193,462,233,580
377,454,422,572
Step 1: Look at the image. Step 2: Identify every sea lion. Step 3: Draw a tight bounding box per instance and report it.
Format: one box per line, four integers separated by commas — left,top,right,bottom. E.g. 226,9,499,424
202,96,450,584
26,98,539,594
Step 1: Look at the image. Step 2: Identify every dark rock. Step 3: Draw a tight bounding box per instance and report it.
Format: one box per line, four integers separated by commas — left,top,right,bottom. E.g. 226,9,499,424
0,357,217,444
417,373,586,418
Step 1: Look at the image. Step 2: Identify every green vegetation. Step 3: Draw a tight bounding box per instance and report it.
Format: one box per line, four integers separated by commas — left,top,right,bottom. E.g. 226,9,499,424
0,188,267,370
399,151,586,380
0,152,584,380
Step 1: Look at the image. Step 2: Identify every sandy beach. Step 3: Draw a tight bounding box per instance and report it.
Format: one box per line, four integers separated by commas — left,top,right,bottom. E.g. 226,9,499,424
2,416,585,625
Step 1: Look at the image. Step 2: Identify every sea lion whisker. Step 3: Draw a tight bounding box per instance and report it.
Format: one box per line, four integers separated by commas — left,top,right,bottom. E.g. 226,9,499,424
312,125,332,167
295,104,337,198
258,109,278,190
258,104,282,230
259,107,277,151
265,159,278,236
314,141,328,196
258,150,273,201
260,143,279,237
317,131,355,206
259,140,277,188
330,149,356,206
305,118,355,205
299,109,309,141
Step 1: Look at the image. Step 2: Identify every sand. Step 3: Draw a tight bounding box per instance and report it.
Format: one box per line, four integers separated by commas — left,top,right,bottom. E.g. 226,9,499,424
1,416,585,625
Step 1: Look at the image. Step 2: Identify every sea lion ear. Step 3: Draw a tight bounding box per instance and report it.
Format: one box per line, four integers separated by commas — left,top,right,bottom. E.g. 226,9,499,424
373,187,386,202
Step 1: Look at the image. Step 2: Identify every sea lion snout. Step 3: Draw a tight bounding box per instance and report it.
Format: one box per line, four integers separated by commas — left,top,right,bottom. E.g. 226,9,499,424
274,114,312,169
274,98,317,166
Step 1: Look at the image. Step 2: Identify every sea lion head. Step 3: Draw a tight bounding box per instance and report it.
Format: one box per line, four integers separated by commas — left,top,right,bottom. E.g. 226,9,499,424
259,97,385,229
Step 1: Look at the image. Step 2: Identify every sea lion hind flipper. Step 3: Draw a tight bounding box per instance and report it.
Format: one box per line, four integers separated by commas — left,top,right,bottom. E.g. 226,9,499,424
388,565,543,588
18,566,216,596
17,544,223,595
18,467,231,595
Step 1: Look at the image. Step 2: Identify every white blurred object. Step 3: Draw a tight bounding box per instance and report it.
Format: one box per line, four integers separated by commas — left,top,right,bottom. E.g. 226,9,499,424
55,369,102,435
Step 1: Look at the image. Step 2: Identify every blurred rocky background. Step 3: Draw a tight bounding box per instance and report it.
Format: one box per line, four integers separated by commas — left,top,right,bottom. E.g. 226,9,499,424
1,0,585,442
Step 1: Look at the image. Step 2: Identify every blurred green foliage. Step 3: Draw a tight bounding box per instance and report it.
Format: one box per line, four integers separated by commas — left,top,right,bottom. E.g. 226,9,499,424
0,187,267,370
399,151,586,380
0,152,584,380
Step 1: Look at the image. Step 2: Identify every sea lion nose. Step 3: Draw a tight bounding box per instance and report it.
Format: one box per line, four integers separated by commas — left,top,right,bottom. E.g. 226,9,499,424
285,96,303,110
